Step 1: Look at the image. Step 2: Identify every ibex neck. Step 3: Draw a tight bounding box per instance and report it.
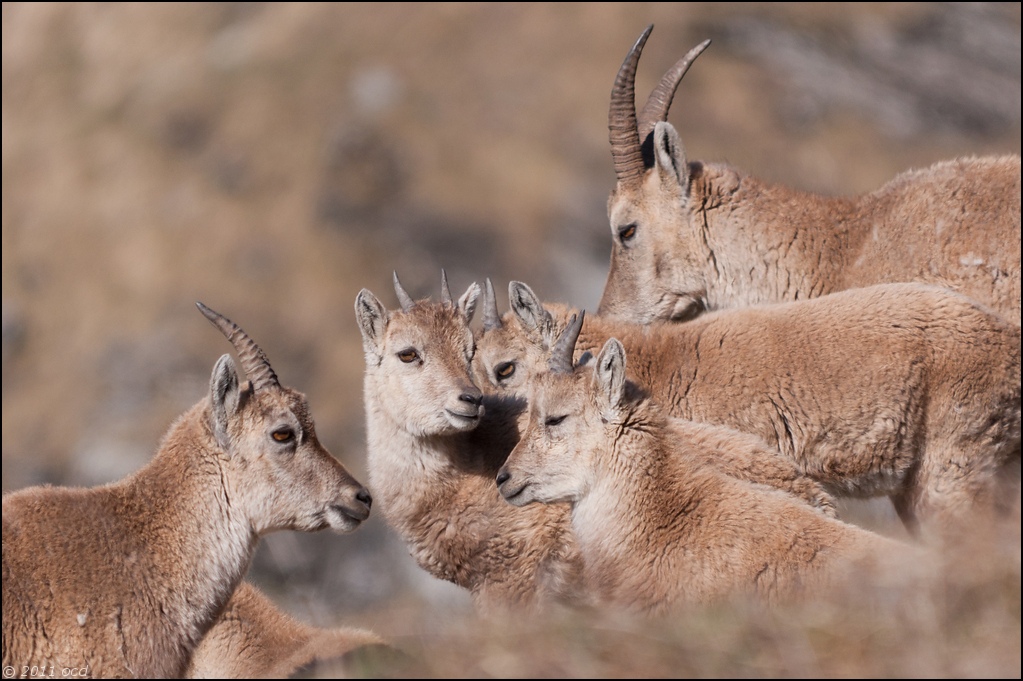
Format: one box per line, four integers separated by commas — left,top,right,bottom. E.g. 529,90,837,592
572,412,682,559
116,408,257,671
700,171,855,308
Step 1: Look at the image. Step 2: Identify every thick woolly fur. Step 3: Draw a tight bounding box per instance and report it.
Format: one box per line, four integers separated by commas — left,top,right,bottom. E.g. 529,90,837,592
477,281,1021,541
599,32,1021,326
2,313,371,678
186,582,386,679
355,282,583,613
498,338,917,615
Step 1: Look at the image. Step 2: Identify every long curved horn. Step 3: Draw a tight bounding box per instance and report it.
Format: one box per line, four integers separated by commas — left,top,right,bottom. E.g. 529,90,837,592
609,25,652,185
440,269,452,307
393,272,415,312
637,39,711,144
548,311,585,375
483,278,503,330
196,302,280,392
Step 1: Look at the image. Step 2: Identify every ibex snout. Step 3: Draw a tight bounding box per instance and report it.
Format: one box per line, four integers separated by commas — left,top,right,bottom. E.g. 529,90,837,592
445,383,484,429
496,465,530,506
327,477,373,533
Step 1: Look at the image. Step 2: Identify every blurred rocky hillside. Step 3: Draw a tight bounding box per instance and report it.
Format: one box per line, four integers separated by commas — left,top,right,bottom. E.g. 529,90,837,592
3,2,1020,650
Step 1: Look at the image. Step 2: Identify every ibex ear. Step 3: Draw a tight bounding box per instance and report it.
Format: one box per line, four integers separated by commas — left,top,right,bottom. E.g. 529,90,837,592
652,121,689,198
508,281,555,344
458,282,481,323
593,338,626,418
210,353,240,451
355,289,389,360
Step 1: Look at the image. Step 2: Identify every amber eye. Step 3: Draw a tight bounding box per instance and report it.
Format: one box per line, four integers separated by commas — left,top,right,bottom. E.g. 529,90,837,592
495,362,516,381
545,415,567,427
618,223,637,243
397,349,419,363
271,428,295,443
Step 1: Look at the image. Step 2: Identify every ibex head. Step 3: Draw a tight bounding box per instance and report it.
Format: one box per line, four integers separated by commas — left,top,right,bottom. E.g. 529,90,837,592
600,24,714,323
473,279,565,395
496,312,622,508
196,302,371,535
355,271,484,436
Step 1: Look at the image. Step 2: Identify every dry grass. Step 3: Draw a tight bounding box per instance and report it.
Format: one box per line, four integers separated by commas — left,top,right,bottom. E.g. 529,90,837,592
321,513,1022,678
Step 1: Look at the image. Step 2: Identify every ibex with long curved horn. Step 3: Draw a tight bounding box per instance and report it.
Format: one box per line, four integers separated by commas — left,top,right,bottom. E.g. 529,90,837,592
600,25,1021,325
3,304,371,678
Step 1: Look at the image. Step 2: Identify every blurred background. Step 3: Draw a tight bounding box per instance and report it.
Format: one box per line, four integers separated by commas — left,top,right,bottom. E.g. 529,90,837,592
3,3,1020,677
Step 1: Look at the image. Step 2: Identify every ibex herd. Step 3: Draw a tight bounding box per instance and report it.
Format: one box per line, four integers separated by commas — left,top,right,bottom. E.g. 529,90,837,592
3,22,1019,677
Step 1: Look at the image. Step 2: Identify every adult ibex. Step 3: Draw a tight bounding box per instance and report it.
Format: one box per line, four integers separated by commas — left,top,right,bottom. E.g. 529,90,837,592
599,25,1021,326
2,303,372,678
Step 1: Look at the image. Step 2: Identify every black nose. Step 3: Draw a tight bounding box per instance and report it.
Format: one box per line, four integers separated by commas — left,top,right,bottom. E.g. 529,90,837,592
356,488,373,508
459,388,483,406
496,470,510,486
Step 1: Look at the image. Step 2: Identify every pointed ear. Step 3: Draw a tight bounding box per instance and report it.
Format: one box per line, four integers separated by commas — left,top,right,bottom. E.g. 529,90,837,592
458,282,481,323
652,121,689,199
355,289,389,360
508,281,554,344
210,353,240,451
593,338,626,418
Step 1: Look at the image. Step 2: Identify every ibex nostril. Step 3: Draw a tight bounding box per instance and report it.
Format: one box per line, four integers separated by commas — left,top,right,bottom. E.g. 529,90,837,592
496,470,511,486
460,390,483,407
357,488,373,507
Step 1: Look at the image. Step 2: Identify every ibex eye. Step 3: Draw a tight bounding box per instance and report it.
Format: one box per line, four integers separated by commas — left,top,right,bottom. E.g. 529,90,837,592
618,223,637,243
495,362,516,380
397,349,419,363
545,415,567,427
271,428,295,443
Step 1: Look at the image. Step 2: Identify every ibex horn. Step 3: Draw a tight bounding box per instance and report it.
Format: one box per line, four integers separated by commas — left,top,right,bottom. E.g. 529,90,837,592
196,302,280,392
609,24,652,185
483,278,503,331
440,269,452,307
548,311,585,375
393,272,416,312
638,39,710,144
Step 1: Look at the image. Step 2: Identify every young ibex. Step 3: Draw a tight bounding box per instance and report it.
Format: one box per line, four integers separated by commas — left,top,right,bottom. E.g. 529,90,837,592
2,303,372,679
356,272,583,613
599,25,1021,325
186,582,387,679
496,327,915,614
476,280,1021,540
358,272,838,612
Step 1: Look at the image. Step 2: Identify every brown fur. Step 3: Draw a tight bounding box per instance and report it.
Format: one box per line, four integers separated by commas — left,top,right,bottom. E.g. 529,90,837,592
599,34,1021,326
355,281,583,614
478,281,1021,540
186,582,387,679
498,338,917,615
2,311,370,678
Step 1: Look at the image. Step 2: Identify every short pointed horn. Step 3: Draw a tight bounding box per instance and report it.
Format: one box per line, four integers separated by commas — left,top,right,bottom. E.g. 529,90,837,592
483,278,503,331
609,25,652,185
393,272,415,312
440,269,452,307
548,311,585,375
196,302,280,392
638,39,711,143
